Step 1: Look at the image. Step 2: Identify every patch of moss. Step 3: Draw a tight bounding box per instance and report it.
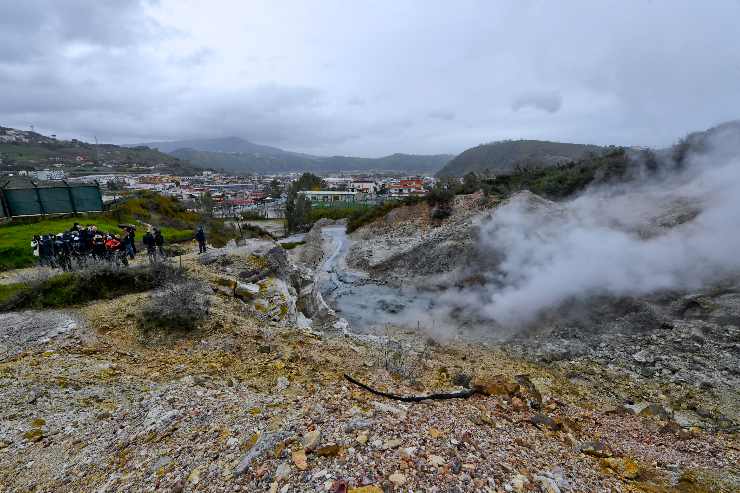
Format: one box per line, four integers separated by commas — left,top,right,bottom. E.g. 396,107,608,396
24,428,45,442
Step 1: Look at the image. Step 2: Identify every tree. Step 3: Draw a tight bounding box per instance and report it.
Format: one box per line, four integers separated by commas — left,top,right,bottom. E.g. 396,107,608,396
285,173,324,232
269,178,283,198
196,191,215,218
460,172,481,194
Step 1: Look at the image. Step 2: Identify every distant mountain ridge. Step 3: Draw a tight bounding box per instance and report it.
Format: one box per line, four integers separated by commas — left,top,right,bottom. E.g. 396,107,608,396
0,125,198,176
138,136,293,156
169,148,453,175
436,140,605,177
137,136,453,174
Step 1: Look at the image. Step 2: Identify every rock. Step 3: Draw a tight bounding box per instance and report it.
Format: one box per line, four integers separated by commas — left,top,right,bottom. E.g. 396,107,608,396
275,463,291,481
470,374,520,397
633,349,656,364
427,454,446,467
600,457,640,479
370,400,406,417
150,455,173,473
399,447,417,460
428,427,444,438
577,440,613,458
316,445,343,457
348,487,383,493
188,467,201,485
235,282,260,300
356,430,369,445
639,403,672,420
533,475,560,493
388,472,406,487
302,428,321,451
234,431,289,476
213,276,237,295
510,474,529,492
381,438,402,450
170,479,185,493
511,396,526,411
344,417,372,433
292,449,308,470
530,414,562,432
275,377,289,392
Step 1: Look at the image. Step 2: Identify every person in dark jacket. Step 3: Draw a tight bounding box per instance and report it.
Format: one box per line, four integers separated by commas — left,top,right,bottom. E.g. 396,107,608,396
195,226,207,254
128,226,137,257
92,233,106,260
153,228,165,258
143,229,156,261
121,228,135,260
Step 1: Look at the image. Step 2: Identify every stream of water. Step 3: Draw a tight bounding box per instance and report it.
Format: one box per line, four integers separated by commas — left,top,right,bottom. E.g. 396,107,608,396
318,226,439,333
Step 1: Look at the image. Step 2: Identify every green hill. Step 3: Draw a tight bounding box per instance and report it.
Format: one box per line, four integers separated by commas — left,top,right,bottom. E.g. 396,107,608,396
436,140,604,177
170,148,452,175
0,126,199,176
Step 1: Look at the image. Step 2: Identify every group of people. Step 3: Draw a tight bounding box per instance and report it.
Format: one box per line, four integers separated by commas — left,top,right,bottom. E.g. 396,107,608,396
31,222,166,270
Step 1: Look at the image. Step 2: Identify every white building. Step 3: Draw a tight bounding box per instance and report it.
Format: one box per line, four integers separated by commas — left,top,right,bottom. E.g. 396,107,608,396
349,181,378,194
298,190,360,205
26,169,66,181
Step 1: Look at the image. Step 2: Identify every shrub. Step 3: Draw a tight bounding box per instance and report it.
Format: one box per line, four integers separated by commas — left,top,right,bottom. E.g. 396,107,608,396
0,263,175,311
136,279,210,333
280,241,305,250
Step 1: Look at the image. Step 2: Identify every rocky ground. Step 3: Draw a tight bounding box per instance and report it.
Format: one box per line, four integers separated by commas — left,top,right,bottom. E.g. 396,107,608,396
0,219,738,492
346,193,495,286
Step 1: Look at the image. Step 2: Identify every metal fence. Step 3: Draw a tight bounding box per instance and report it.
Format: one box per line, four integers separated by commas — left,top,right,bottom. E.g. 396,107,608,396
0,182,103,218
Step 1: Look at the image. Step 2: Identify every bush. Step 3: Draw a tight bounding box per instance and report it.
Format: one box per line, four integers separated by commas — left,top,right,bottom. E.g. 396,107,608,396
279,241,305,250
240,211,267,220
0,263,175,311
136,279,210,333
307,206,368,223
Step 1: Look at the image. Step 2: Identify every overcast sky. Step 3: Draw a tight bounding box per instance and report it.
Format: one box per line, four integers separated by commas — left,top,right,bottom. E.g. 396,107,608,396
1,0,739,156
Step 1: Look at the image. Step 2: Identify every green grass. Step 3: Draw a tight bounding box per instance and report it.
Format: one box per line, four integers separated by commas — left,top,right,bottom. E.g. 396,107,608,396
279,241,305,250
0,191,245,271
0,282,27,306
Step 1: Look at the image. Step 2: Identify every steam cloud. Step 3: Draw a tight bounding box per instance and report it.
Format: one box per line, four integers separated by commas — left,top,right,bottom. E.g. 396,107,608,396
456,125,740,327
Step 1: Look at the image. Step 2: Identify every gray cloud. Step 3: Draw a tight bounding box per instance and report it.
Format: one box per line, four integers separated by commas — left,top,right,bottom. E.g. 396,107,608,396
1,1,740,156
427,110,456,121
512,91,563,114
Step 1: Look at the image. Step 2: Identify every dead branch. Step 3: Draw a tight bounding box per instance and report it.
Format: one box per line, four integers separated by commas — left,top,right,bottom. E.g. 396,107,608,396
344,373,477,402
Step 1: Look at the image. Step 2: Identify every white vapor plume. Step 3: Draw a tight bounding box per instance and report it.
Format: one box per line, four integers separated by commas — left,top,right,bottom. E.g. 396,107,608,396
466,125,740,327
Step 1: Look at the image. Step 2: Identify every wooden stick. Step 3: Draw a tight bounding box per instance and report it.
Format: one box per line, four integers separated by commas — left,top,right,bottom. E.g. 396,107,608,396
344,373,477,402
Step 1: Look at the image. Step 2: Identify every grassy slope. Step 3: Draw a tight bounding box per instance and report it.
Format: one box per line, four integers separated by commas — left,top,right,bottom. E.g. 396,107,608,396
0,215,124,270
0,191,247,271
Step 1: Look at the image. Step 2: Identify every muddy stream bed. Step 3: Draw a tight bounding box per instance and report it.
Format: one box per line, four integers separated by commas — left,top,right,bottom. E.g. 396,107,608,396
317,226,441,333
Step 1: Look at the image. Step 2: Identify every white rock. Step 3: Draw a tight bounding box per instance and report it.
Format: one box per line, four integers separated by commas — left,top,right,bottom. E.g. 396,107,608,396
302,428,321,451
275,463,291,481
389,472,406,486
427,454,446,467
276,377,289,392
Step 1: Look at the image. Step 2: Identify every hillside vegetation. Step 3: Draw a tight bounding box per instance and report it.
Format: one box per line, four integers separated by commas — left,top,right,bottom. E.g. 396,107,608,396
0,125,198,176
169,147,452,175
436,139,604,177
